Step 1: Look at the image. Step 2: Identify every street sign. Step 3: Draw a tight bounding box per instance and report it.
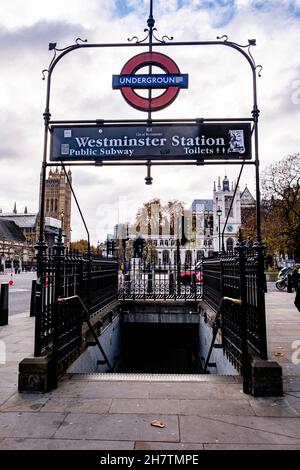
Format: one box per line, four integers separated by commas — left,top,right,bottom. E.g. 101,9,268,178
112,74,189,89
50,123,252,162
114,52,188,111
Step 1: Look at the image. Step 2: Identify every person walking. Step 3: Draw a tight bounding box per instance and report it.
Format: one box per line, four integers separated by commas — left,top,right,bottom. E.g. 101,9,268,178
292,264,300,312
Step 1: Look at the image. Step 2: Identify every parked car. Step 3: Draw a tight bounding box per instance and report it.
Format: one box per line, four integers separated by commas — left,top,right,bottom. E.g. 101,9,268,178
179,260,203,285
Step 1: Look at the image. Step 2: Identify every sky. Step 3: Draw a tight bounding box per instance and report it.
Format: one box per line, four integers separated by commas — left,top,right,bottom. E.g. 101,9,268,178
0,0,300,243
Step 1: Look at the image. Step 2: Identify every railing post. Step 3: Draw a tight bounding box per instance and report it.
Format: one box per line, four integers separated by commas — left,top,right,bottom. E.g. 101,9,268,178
236,235,250,394
30,280,37,317
86,247,92,313
34,240,47,357
52,230,65,386
254,240,268,360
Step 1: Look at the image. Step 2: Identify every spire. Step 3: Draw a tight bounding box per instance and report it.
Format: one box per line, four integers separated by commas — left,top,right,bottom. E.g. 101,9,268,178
218,176,221,190
223,175,230,192
13,202,17,214
24,206,28,214
213,181,216,192
231,181,233,191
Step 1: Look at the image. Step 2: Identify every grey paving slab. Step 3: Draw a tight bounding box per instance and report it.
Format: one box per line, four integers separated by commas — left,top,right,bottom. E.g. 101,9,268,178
0,389,16,407
249,397,299,417
283,378,300,392
0,437,134,450
110,399,180,415
54,413,179,442
204,443,300,450
0,368,18,389
284,394,300,414
281,364,300,377
0,412,66,438
41,397,112,414
135,442,205,450
50,380,150,399
180,415,300,445
210,415,300,438
149,382,245,400
179,399,254,416
110,398,254,417
1,393,49,412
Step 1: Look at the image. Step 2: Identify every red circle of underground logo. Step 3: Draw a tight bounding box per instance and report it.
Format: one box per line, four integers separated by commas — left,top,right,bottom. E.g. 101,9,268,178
119,52,181,112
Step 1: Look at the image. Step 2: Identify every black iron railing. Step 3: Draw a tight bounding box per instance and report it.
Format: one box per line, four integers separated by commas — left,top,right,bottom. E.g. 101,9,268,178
118,259,203,301
34,234,118,357
202,235,267,386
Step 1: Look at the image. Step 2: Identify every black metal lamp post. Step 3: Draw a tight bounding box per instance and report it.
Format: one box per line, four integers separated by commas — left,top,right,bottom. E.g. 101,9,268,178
217,208,222,253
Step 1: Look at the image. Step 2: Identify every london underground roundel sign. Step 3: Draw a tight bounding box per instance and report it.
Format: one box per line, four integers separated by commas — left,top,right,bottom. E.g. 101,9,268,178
112,52,188,112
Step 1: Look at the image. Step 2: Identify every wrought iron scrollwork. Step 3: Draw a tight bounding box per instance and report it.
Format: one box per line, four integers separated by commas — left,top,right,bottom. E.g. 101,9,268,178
42,38,88,79
217,35,262,77
128,29,150,44
128,27,173,44
216,35,228,42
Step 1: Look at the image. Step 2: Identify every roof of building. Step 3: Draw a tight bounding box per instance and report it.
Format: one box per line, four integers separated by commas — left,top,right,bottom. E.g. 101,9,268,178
240,186,256,206
0,214,37,229
0,219,26,242
191,199,213,212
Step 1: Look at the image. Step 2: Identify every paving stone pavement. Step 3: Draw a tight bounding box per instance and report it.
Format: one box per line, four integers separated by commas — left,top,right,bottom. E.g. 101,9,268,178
0,291,300,450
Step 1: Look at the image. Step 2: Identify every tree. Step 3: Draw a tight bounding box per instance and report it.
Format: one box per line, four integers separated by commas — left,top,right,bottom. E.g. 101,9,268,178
142,241,158,263
262,153,300,260
70,239,97,254
134,199,185,238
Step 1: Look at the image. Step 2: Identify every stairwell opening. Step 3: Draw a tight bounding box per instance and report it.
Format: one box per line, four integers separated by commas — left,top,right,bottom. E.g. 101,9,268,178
67,301,239,377
120,323,201,374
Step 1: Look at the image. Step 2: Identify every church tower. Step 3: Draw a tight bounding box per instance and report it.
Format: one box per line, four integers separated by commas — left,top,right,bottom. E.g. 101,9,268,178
213,175,241,252
43,168,72,245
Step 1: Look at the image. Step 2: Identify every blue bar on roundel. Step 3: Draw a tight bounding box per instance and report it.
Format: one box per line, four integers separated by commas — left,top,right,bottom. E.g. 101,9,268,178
112,74,189,89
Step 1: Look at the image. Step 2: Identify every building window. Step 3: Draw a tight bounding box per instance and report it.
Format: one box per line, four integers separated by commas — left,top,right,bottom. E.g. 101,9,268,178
46,199,49,212
185,250,192,265
197,250,204,261
225,196,233,218
162,250,170,264
165,240,168,246
160,239,164,246
227,238,234,251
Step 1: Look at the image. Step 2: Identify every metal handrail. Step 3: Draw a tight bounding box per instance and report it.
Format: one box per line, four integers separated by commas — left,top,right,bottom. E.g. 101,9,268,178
203,296,242,373
57,295,113,372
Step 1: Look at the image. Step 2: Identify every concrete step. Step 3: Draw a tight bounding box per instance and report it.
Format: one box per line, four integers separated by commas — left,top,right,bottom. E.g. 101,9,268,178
69,372,241,383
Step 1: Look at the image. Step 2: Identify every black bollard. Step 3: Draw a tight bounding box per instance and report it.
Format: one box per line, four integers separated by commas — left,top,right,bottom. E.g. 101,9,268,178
0,283,9,326
30,279,37,317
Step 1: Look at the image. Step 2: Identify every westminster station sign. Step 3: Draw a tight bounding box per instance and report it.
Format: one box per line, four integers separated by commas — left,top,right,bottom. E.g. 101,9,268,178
50,123,252,162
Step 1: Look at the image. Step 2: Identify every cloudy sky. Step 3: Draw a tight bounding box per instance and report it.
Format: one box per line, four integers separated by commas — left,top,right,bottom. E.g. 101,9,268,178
0,0,299,243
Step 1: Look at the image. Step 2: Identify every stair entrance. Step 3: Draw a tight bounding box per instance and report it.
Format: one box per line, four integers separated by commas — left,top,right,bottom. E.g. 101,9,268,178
121,323,201,374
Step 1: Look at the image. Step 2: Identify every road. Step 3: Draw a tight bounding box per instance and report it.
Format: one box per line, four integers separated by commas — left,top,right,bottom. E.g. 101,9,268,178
0,272,36,317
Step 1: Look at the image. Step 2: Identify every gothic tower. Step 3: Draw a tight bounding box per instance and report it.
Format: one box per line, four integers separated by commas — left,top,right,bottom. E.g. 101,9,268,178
43,168,72,245
213,175,241,252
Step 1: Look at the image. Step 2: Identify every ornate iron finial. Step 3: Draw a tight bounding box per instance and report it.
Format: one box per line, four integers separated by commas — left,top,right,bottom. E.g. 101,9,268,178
127,0,173,44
